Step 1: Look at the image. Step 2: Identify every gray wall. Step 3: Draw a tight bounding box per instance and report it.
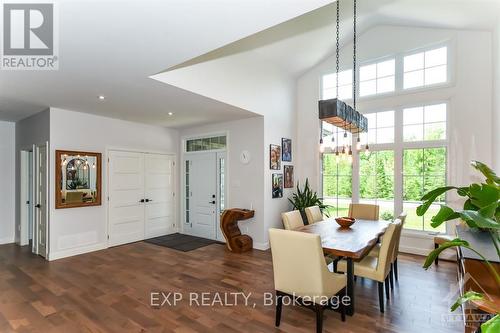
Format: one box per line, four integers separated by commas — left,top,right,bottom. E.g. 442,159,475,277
0,121,15,244
15,109,50,243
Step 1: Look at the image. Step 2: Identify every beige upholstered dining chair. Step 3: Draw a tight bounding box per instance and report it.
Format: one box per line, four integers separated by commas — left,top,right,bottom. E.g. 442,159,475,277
391,213,407,283
269,228,347,332
305,206,323,224
369,213,407,287
348,203,380,220
281,210,304,230
337,219,401,313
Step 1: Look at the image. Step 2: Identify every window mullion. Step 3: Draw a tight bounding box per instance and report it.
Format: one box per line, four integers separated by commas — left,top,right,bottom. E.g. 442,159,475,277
394,107,404,217
352,138,360,204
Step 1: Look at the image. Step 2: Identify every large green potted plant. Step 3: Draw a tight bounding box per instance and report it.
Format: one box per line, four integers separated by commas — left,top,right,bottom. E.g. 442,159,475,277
288,178,330,224
417,161,499,332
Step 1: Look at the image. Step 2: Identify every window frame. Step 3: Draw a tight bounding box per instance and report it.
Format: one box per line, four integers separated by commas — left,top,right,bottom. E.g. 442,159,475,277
320,68,354,101
401,43,453,92
319,100,450,235
361,110,396,145
320,41,454,103
358,57,396,98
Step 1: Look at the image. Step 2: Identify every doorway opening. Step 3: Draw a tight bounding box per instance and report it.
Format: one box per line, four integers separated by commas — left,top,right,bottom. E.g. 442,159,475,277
19,150,33,248
34,143,49,258
20,143,49,258
183,134,227,241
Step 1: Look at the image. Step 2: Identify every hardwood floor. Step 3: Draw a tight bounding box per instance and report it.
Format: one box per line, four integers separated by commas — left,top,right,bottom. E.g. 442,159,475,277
0,242,460,333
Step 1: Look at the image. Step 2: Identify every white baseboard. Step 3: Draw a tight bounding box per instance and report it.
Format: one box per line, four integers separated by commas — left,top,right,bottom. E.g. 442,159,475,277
48,242,108,261
399,245,456,261
0,236,15,245
253,241,269,251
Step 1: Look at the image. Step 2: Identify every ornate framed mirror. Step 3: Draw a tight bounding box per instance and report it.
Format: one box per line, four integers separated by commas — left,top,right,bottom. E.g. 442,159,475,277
55,150,102,209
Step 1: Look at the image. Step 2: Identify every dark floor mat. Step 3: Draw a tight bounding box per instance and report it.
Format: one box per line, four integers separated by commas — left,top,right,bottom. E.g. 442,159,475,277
144,233,222,252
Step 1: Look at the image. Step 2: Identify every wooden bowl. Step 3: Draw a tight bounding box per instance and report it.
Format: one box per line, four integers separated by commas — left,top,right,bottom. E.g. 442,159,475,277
335,217,356,228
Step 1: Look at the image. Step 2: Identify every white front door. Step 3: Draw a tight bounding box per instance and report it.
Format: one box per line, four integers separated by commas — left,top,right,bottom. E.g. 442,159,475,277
188,153,217,239
35,144,48,258
108,151,145,246
144,154,175,238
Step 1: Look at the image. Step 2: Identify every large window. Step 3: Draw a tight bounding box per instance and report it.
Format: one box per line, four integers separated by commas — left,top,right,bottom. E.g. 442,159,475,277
322,154,351,217
319,44,451,233
322,69,353,100
359,59,395,97
321,104,448,233
359,151,395,220
403,148,447,232
403,103,447,142
403,46,447,89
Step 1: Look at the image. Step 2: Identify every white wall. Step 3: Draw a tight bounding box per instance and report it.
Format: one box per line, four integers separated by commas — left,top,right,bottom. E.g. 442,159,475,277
0,121,16,244
296,25,493,257
15,109,50,243
155,49,297,249
493,21,500,172
180,117,267,247
48,108,179,260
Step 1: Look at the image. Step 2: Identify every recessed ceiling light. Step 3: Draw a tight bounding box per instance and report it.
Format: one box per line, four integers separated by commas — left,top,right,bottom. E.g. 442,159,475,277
168,112,174,116
98,95,105,101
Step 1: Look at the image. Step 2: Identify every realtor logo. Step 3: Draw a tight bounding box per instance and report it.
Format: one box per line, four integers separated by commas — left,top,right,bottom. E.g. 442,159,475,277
1,1,58,70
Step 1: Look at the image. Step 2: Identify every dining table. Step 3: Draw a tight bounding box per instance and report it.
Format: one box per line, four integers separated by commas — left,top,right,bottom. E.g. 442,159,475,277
295,218,390,316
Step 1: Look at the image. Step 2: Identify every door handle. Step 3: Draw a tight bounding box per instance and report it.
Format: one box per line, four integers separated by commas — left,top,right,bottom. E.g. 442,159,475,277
209,201,216,204
145,199,153,203
35,204,41,208
139,199,145,203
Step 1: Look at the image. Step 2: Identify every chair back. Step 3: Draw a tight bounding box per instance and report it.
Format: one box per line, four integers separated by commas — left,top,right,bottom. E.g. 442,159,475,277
269,228,330,297
348,203,380,220
281,210,304,230
305,206,323,224
375,219,401,280
392,213,407,261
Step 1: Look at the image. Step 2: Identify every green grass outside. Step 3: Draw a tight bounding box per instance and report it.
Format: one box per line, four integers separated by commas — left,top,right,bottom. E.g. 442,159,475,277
323,200,446,234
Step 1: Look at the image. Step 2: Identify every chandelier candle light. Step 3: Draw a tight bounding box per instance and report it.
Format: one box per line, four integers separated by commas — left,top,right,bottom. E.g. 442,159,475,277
318,0,369,161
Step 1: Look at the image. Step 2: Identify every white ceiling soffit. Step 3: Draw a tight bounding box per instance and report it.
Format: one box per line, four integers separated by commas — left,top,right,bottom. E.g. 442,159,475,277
157,0,500,77
0,0,333,125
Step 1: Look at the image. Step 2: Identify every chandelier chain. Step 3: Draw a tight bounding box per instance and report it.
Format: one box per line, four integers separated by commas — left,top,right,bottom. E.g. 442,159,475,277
353,0,357,111
335,0,340,98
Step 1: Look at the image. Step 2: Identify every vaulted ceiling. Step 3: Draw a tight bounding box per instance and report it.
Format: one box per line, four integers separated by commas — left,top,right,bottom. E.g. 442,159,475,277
1,0,498,127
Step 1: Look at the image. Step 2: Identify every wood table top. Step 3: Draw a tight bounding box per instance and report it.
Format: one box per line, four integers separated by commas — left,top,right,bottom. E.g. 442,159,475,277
295,219,390,259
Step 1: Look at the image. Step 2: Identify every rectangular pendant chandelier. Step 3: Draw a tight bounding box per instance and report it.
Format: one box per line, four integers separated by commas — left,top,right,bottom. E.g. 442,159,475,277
318,98,368,134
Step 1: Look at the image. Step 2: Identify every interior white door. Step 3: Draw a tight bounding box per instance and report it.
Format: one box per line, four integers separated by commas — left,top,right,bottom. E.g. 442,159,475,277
20,151,29,246
35,144,48,258
108,151,145,246
188,153,217,239
144,154,175,238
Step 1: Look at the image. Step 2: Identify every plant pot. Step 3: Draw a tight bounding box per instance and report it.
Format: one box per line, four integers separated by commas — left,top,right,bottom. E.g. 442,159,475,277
299,210,309,225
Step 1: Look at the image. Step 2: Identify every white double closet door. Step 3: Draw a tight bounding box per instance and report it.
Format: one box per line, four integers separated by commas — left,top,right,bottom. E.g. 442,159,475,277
108,151,175,247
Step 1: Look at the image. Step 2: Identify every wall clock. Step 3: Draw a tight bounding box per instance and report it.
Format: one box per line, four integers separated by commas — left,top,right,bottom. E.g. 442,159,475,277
240,150,251,164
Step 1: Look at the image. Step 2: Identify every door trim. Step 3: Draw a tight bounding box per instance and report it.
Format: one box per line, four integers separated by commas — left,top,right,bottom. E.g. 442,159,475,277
19,151,30,246
34,142,49,258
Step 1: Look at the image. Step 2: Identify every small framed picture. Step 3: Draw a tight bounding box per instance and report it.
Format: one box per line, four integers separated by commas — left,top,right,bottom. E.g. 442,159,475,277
272,173,283,198
284,165,294,188
282,138,292,162
270,144,281,170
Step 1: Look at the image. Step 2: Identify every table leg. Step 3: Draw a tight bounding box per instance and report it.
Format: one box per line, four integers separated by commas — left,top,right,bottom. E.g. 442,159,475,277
346,258,355,316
